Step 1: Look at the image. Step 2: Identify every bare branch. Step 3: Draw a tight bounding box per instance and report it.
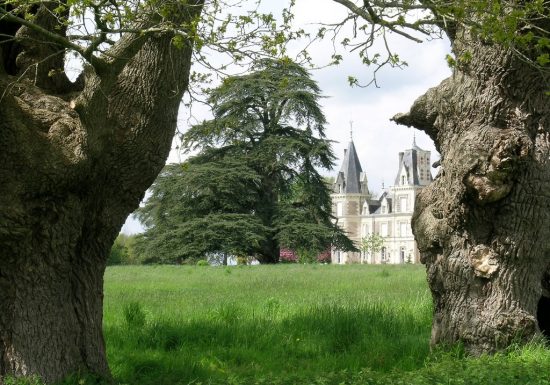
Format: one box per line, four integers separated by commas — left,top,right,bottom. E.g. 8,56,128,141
331,0,425,42
0,7,108,71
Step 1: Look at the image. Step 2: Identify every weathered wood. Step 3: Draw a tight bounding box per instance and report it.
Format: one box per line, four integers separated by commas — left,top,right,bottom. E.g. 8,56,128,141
0,1,204,382
395,26,550,353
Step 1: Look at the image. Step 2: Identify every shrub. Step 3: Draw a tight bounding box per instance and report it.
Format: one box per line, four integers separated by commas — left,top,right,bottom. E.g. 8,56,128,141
280,248,331,263
280,248,298,263
316,249,331,263
236,256,250,265
108,241,128,265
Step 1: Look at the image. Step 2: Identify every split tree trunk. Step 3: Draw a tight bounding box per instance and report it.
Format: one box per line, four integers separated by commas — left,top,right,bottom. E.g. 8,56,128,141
0,1,204,382
395,26,550,353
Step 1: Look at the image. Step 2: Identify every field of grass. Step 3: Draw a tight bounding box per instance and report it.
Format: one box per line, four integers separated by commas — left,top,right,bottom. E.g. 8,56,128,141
101,264,550,385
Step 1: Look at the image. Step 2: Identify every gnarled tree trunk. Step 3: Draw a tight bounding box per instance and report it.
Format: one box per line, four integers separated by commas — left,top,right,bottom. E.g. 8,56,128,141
395,25,550,353
0,1,204,382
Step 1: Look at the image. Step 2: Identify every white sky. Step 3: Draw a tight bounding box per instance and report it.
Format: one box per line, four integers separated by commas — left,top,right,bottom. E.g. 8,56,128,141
121,0,452,234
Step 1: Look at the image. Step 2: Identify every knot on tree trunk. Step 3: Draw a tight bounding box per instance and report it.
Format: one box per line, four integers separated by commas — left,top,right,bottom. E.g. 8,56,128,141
411,199,448,262
469,245,498,278
0,78,87,194
493,311,538,346
464,129,532,204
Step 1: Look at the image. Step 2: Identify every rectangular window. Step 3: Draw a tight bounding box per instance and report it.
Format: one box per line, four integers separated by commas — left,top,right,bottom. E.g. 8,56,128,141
381,223,388,237
400,222,407,237
400,196,407,212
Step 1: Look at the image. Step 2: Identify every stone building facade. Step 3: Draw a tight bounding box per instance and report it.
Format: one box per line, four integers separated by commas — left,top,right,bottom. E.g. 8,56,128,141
331,139,433,264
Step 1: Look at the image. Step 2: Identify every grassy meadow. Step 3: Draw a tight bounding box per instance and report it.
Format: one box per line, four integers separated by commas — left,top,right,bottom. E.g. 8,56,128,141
100,264,550,385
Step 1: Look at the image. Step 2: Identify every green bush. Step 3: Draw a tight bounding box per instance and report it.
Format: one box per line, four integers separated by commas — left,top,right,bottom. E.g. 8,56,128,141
297,249,318,264
236,256,248,265
108,242,128,265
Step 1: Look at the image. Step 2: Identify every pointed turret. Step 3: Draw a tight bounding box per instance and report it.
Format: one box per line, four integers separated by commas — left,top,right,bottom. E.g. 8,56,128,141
334,140,364,193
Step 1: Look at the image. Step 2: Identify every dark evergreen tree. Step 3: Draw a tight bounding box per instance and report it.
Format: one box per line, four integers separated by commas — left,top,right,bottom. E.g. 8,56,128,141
136,58,356,264
134,159,269,263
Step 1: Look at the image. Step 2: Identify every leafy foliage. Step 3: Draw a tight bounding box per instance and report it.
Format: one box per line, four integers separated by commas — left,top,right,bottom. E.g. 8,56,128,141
108,234,139,265
360,233,385,262
326,0,550,85
136,58,355,263
0,0,304,72
133,160,269,264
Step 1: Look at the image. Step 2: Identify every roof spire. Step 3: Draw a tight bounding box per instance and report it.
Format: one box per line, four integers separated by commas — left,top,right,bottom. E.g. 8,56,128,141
411,130,421,151
349,120,354,141
338,139,363,193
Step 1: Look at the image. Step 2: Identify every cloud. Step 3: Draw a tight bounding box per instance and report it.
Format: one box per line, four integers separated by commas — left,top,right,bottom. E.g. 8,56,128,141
290,1,452,190
121,0,453,234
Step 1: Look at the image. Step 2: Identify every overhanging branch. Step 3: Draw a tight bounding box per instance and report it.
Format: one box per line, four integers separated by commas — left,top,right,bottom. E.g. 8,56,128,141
0,7,108,72
331,0,425,43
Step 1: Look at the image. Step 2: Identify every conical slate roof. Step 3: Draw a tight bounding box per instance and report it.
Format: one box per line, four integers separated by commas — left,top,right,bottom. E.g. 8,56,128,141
338,140,363,193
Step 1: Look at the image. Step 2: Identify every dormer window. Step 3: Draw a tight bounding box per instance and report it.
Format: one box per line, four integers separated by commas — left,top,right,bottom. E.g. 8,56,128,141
401,175,406,185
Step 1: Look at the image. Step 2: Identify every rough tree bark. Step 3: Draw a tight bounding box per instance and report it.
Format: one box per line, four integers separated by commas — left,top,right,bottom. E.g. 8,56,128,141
0,1,204,382
394,18,550,353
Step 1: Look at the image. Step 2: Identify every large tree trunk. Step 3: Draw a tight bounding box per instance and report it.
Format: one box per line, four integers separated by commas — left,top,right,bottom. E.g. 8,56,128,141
0,1,204,382
394,25,550,353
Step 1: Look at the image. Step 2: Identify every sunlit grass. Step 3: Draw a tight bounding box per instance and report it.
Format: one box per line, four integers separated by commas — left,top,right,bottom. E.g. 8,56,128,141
100,264,550,385
104,264,430,383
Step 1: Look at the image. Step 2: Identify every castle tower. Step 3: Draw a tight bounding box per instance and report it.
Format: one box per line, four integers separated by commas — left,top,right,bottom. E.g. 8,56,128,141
394,136,433,188
391,138,432,218
331,140,369,264
331,136,434,265
363,138,432,264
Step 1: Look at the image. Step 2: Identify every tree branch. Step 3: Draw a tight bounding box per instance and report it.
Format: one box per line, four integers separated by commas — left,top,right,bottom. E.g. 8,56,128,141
0,7,108,72
331,0,425,43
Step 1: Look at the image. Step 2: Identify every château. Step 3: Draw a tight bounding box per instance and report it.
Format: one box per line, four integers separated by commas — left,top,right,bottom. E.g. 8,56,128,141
331,138,433,264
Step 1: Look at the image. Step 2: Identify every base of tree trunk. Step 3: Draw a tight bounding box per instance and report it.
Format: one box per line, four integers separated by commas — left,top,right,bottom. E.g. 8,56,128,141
0,198,111,383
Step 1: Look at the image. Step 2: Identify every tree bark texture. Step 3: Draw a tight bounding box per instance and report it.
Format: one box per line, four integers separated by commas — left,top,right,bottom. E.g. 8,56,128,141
395,26,550,353
0,2,204,382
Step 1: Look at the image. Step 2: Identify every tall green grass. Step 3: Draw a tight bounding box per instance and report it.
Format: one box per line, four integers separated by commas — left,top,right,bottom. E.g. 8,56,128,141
101,264,549,385
11,264,550,385
104,265,432,384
